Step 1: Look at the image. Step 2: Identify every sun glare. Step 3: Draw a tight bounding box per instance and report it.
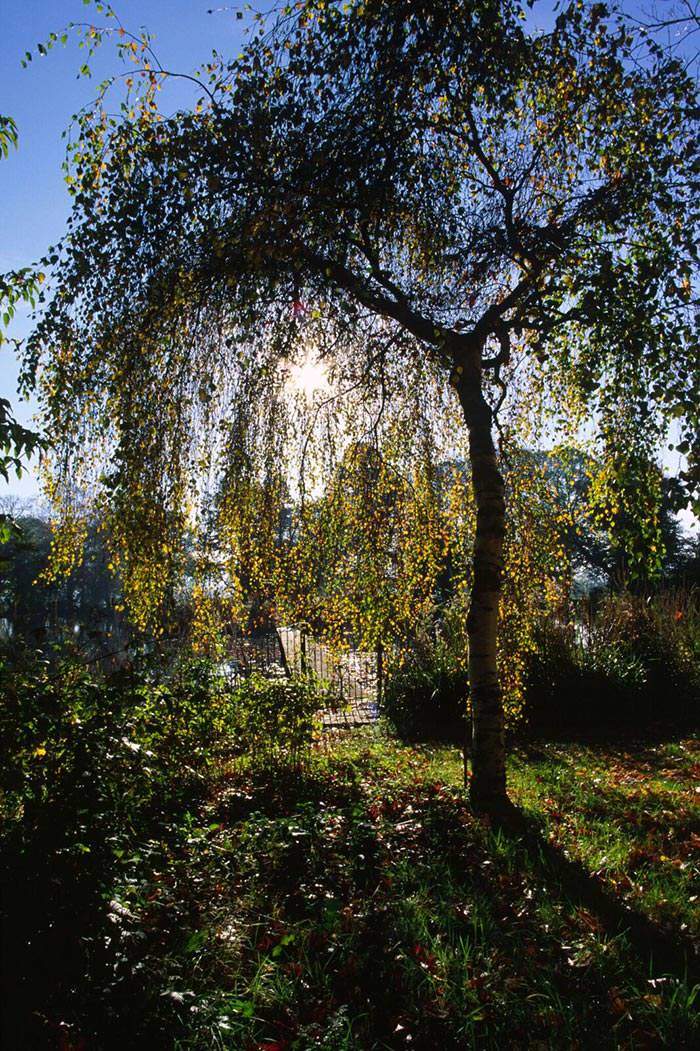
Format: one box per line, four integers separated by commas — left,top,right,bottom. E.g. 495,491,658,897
290,356,330,399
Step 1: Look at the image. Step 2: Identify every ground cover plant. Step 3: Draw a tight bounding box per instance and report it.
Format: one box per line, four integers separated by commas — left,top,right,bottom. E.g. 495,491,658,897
2,653,697,1049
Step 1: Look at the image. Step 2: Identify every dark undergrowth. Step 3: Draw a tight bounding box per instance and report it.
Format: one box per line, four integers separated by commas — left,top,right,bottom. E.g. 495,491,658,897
3,698,698,1049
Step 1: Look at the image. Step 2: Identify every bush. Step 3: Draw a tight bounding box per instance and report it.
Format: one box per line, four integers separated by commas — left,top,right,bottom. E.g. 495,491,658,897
0,649,331,1046
381,635,468,743
229,672,322,767
525,588,700,733
0,650,232,819
0,648,234,1049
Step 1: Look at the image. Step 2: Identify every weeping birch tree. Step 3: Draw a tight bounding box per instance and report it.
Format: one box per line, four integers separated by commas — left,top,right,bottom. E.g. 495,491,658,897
24,0,698,812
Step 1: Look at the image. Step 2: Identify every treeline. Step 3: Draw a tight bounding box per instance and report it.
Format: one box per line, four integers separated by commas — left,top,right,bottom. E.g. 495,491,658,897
0,501,124,650
2,449,699,650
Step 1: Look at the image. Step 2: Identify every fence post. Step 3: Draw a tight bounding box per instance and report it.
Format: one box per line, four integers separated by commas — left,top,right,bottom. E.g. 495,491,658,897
376,641,384,710
300,628,308,675
275,626,292,678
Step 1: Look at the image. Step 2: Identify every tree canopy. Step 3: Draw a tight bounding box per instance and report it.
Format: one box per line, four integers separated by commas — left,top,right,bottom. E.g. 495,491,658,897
22,0,699,810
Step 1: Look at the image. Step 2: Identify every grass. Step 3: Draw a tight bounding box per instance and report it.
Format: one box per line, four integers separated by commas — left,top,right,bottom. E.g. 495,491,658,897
509,738,700,942
3,729,699,1049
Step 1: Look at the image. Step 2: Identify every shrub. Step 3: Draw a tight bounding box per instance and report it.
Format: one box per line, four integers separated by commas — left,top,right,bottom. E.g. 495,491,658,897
381,634,468,743
229,672,323,767
0,648,235,1049
0,649,233,830
524,588,700,733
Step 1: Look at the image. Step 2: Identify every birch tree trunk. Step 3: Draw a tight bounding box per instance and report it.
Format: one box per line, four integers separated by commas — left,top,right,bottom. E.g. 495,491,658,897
455,355,508,812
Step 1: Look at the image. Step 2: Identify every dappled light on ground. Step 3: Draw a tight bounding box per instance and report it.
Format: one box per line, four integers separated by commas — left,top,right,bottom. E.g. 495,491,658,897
4,730,697,1049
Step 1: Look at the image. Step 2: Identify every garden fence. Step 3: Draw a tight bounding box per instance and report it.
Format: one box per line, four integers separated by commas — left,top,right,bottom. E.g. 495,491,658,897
223,625,381,728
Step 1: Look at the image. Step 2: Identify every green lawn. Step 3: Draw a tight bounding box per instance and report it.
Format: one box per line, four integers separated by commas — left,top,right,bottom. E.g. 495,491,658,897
80,736,700,1048
4,730,699,1049
509,739,700,945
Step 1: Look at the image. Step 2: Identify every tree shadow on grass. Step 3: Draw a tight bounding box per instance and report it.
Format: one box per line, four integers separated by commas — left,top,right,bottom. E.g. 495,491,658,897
184,764,700,1048
490,799,700,987
3,756,698,1050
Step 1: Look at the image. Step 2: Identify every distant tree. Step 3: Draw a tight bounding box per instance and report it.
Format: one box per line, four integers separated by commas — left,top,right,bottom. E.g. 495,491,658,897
538,446,693,591
26,1,699,811
0,500,122,645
